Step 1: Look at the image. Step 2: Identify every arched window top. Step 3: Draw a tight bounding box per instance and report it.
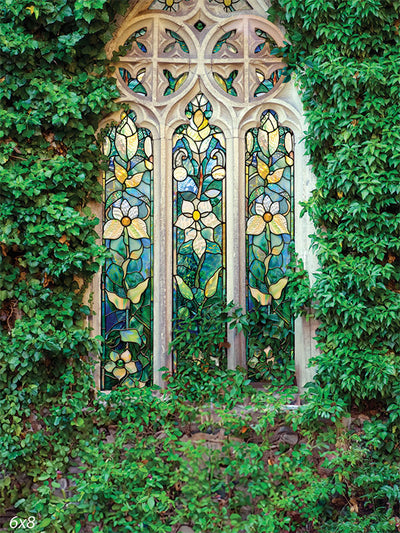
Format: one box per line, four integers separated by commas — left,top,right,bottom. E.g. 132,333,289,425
111,0,286,111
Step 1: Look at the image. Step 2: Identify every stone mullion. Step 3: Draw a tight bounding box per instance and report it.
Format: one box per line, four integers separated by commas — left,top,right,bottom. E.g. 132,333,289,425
153,131,173,387
226,134,246,370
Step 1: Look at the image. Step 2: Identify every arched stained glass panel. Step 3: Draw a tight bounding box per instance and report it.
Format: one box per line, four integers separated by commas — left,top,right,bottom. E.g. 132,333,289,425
246,110,294,379
100,0,312,390
102,111,153,389
172,94,226,335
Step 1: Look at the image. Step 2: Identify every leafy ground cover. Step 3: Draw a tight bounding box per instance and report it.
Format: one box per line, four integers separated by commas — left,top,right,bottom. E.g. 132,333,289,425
2,368,400,532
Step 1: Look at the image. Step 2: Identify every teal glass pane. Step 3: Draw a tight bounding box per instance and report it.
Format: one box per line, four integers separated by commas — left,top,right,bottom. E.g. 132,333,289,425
172,94,226,364
102,111,153,389
245,110,294,380
194,20,206,32
119,68,147,96
213,70,238,96
124,27,147,53
164,29,189,53
254,69,283,97
254,28,278,54
163,70,189,96
212,30,238,54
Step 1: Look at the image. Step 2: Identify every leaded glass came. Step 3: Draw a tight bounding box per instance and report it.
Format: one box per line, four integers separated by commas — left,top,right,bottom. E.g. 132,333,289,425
102,111,153,389
246,110,294,379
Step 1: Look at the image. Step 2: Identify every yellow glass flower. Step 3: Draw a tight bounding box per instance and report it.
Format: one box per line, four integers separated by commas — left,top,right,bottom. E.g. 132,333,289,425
104,199,149,240
247,195,289,236
104,349,138,380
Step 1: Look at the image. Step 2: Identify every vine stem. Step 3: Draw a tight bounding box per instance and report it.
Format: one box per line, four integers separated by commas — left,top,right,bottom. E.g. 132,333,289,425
194,253,205,288
123,227,130,330
196,164,203,199
124,227,130,259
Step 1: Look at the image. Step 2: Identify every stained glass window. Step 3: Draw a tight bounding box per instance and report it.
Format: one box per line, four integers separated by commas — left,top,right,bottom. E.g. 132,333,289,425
246,110,294,379
102,111,153,389
172,94,226,349
102,0,302,389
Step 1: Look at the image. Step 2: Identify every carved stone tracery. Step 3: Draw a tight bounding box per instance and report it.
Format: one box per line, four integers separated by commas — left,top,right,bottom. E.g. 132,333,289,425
115,1,285,107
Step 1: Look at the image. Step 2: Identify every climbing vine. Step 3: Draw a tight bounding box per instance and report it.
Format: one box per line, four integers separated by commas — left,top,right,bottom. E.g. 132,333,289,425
0,0,130,515
269,0,400,414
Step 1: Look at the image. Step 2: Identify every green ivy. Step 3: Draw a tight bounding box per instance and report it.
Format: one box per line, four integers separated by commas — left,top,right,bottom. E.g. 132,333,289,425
270,0,400,413
0,0,130,514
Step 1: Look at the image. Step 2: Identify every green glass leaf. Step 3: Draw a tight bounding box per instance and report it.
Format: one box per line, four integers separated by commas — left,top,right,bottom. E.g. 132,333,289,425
107,263,124,285
106,190,123,209
251,259,265,282
120,329,141,344
106,291,129,310
252,245,267,263
269,277,288,300
127,278,150,304
175,275,194,300
205,268,221,298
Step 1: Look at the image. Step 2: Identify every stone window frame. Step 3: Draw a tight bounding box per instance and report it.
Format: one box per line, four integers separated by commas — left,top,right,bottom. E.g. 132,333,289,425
91,0,318,390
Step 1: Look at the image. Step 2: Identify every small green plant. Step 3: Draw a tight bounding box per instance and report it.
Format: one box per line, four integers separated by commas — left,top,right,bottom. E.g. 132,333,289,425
170,300,234,372
230,302,295,386
169,300,295,389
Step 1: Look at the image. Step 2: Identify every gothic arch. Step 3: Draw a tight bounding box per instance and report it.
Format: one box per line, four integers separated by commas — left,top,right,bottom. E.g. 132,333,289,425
95,0,318,390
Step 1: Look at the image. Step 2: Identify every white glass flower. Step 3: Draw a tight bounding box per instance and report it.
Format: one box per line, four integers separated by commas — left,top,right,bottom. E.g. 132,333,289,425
175,199,220,258
104,349,138,380
104,199,149,240
247,195,289,236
